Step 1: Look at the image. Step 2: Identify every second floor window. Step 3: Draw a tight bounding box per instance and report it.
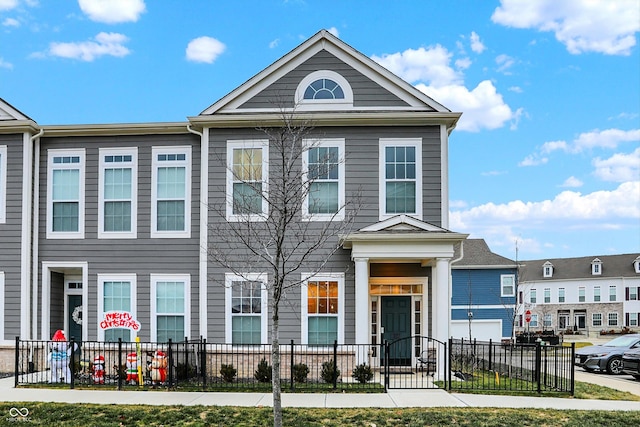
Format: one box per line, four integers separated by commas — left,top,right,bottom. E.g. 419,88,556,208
558,288,565,303
609,286,617,302
379,138,422,220
594,286,601,302
544,288,551,303
530,289,537,304
501,275,515,297
578,287,585,302
0,145,6,224
152,147,191,237
99,149,137,238
227,140,268,221
47,149,85,238
303,139,344,220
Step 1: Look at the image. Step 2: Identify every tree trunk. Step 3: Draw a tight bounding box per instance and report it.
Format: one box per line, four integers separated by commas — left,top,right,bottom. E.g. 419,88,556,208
271,309,282,427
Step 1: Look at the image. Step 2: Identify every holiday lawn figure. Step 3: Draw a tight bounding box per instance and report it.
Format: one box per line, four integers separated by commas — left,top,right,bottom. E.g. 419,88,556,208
125,352,138,385
48,330,73,383
150,350,167,386
92,355,105,384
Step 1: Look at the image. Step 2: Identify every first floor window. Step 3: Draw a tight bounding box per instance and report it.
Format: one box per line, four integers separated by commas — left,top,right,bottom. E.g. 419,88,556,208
628,313,638,327
151,275,190,342
529,314,538,327
225,273,267,345
608,312,618,327
543,314,552,327
593,313,602,327
303,275,344,345
99,275,136,342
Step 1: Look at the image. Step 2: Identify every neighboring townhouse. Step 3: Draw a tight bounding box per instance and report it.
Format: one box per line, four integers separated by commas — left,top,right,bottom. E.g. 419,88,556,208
517,254,640,337
450,239,518,341
0,30,467,370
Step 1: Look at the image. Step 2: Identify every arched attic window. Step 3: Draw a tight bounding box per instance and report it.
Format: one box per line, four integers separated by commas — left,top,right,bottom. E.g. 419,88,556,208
295,70,353,110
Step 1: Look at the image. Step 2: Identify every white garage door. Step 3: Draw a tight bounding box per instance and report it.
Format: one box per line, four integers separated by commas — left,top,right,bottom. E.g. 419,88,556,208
450,320,502,342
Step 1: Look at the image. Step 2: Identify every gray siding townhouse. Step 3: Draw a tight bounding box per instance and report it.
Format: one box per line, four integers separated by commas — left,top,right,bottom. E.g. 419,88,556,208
517,254,640,338
0,30,466,369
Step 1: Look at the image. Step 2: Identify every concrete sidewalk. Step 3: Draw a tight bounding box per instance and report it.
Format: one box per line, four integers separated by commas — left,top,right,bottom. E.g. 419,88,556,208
1,377,639,411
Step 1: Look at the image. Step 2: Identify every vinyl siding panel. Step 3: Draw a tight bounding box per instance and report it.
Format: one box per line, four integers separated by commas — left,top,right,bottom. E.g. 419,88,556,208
240,51,411,109
0,133,24,338
37,133,201,341
451,269,517,306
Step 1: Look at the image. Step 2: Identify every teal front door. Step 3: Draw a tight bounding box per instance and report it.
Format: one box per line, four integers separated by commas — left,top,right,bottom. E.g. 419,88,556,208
67,295,83,342
381,296,411,366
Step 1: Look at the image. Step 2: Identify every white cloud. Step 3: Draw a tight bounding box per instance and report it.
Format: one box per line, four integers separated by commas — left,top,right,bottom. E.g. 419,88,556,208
454,57,472,70
78,0,146,24
0,0,18,11
0,57,13,69
492,0,640,55
327,27,339,38
540,140,568,154
269,39,279,49
48,32,131,61
495,54,515,74
470,31,486,53
560,176,583,188
418,80,518,132
508,86,523,93
373,44,519,132
372,45,462,87
572,128,640,152
593,147,640,182
518,154,548,167
186,36,225,64
2,17,19,27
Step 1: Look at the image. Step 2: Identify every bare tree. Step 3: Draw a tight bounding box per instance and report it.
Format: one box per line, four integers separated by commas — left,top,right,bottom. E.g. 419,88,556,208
207,108,361,427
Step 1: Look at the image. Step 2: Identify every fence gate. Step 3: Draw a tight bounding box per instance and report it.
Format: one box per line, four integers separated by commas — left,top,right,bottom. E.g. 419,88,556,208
383,336,446,389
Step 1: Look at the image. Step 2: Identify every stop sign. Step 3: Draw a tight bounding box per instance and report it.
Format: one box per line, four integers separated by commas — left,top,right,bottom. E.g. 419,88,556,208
525,310,532,323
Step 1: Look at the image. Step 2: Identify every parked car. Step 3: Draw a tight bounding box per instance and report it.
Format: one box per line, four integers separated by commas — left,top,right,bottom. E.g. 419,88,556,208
622,347,640,380
574,334,640,374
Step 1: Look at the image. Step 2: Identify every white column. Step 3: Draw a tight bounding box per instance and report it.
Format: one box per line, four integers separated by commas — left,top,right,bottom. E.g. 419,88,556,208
354,257,369,363
435,257,451,376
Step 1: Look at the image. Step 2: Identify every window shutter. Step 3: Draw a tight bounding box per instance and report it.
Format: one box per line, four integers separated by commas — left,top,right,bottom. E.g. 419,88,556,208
626,312,630,327
626,287,630,301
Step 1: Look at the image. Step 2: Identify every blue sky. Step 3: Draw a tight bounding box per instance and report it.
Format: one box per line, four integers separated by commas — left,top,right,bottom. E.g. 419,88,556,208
1,0,638,261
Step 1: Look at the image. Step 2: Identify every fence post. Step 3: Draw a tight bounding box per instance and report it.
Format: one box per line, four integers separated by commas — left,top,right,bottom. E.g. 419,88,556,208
447,338,451,391
384,341,389,391
70,338,75,389
570,343,575,396
290,340,294,392
201,338,207,391
184,336,189,384
168,339,173,388
488,339,493,372
118,338,123,390
14,336,19,388
535,342,541,393
332,340,338,390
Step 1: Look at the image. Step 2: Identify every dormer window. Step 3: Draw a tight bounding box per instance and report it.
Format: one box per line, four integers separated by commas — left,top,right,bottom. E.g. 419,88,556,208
295,70,353,110
633,256,640,274
591,258,602,276
543,261,553,278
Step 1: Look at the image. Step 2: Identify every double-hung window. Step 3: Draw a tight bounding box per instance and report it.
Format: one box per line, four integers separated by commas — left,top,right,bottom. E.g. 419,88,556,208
152,147,191,238
544,288,551,303
302,138,345,221
98,274,136,342
578,287,586,302
302,274,344,345
594,286,601,302
151,274,190,342
225,273,267,345
530,289,537,304
47,149,85,238
379,138,422,220
226,140,269,221
608,312,618,327
99,148,137,238
500,275,515,297
592,313,602,327
609,285,617,302
0,145,6,223
529,314,538,327
558,288,565,303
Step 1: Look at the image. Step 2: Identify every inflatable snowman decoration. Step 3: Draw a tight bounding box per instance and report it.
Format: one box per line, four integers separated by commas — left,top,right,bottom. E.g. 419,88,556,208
48,330,72,383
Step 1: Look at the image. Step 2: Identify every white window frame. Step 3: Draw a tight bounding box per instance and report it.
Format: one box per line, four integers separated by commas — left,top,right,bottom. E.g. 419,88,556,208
97,274,137,341
150,274,191,342
379,138,422,221
592,313,602,327
558,287,565,303
151,146,191,238
629,313,638,327
543,262,553,278
591,259,602,275
530,289,537,304
300,273,345,345
629,287,638,301
226,140,269,222
224,273,268,345
543,314,552,328
295,70,354,110
46,148,85,239
500,274,515,297
0,272,4,341
529,314,538,327
301,138,345,221
578,287,586,302
544,288,551,304
609,285,617,302
98,148,137,239
608,312,618,327
0,145,6,223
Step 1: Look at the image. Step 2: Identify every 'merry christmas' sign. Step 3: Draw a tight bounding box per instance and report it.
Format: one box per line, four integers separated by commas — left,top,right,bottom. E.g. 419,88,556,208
99,311,141,331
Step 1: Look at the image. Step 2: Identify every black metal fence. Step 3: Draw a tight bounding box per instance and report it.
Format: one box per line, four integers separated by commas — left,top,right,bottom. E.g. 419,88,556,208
448,338,575,395
14,337,384,392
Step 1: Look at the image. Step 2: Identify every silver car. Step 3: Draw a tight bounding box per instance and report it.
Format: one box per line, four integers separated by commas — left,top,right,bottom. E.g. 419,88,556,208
574,334,640,374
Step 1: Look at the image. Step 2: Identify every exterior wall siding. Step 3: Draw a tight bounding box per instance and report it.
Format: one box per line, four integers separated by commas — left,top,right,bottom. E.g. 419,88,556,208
240,51,411,109
0,134,24,339
37,133,201,341
451,268,516,306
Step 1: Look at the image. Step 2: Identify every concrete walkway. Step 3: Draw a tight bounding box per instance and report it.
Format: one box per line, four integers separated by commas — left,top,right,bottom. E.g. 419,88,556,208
1,376,639,411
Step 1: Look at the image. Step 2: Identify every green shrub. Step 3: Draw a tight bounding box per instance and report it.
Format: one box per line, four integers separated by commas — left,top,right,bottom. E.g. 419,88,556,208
254,358,272,383
292,363,309,383
321,359,340,384
220,364,236,383
351,363,374,384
